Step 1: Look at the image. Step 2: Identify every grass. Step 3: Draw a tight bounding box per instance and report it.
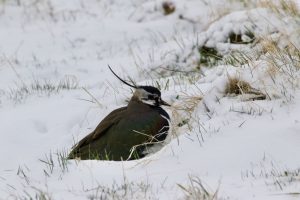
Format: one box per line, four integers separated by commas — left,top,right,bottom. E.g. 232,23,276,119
11,158,221,200
85,181,155,200
258,0,300,18
222,35,299,102
198,46,222,67
7,76,79,103
225,78,253,95
39,149,70,177
178,175,219,200
225,77,266,100
261,38,300,78
228,0,300,18
241,155,300,192
11,189,52,200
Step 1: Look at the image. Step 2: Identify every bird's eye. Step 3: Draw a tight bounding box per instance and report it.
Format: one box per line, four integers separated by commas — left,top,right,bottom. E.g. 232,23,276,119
148,95,159,100
148,95,154,100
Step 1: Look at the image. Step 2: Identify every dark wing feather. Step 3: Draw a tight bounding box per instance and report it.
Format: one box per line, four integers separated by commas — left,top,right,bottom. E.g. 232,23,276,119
68,107,127,158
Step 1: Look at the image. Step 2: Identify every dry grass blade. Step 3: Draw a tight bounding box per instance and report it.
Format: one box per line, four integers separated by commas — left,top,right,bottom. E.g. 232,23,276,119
178,175,219,200
225,77,266,100
82,87,103,108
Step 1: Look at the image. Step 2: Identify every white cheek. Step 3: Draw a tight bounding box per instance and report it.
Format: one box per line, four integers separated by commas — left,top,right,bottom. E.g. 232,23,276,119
141,99,156,106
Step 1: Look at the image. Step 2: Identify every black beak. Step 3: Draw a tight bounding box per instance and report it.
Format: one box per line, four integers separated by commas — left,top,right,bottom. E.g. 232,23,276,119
159,99,171,106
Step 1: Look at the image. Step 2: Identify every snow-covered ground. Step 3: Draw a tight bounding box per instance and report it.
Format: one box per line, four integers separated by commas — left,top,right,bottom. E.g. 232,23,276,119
0,0,299,199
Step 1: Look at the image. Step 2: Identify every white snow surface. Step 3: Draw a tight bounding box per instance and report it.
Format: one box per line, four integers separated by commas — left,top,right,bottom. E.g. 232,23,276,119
0,0,299,199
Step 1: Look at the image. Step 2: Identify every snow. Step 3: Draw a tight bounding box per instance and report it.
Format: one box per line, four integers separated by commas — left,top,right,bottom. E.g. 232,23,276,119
0,0,299,199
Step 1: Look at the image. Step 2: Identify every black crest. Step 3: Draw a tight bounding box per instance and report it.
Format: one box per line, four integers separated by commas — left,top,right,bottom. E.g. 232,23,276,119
108,65,137,89
139,86,161,96
108,65,161,95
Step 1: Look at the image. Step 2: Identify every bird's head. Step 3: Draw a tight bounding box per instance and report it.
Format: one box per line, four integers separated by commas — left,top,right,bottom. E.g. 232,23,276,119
108,65,170,107
133,86,170,106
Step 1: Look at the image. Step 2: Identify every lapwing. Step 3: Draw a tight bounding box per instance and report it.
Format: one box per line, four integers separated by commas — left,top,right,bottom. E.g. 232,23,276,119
68,66,171,161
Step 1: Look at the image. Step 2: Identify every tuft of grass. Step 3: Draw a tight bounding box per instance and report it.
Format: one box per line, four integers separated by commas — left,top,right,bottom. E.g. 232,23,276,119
241,156,300,191
258,0,300,18
28,186,52,200
229,104,266,116
222,50,254,67
225,77,266,100
198,46,222,67
172,94,202,127
39,149,70,176
39,152,55,176
86,175,221,200
85,181,154,200
261,38,300,77
178,175,219,200
259,37,300,101
12,188,52,200
228,0,300,18
225,77,252,95
7,76,79,103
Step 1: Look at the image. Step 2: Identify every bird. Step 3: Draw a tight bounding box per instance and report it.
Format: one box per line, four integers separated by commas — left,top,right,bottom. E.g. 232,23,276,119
68,66,171,161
